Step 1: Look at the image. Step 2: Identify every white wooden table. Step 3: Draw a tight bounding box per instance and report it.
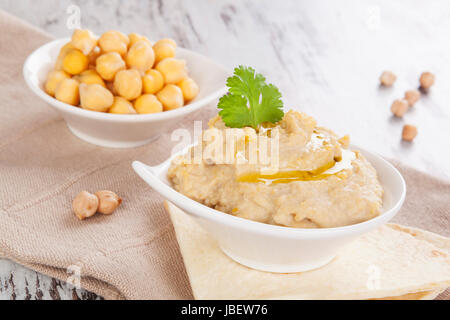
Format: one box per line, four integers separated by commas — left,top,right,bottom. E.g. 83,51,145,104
0,0,449,299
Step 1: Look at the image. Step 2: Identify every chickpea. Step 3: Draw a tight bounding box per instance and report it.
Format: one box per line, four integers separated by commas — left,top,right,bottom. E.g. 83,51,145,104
177,77,199,102
156,58,187,84
75,69,106,87
95,52,126,81
134,94,163,114
420,72,435,90
79,83,114,112
95,190,122,215
54,42,75,71
402,124,417,142
62,49,89,75
113,69,143,100
391,99,408,117
109,96,137,114
71,29,97,55
126,41,155,74
128,33,151,47
156,84,184,111
113,31,130,47
45,70,70,96
55,78,80,106
157,38,177,48
142,69,164,94
98,31,128,56
380,71,396,86
153,40,176,63
73,191,99,220
404,89,420,106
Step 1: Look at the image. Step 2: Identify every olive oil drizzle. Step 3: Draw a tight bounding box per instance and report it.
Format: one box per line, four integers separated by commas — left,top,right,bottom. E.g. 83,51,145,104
237,149,356,184
237,161,336,184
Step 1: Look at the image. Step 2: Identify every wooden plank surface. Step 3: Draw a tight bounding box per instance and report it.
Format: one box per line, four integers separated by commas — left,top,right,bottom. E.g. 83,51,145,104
0,0,449,299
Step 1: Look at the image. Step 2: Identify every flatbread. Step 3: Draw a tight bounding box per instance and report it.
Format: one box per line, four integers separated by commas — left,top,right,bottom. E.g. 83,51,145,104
371,289,445,300
165,201,450,300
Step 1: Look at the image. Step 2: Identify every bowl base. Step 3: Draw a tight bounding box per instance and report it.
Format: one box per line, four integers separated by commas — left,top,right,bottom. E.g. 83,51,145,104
220,247,336,273
67,125,161,148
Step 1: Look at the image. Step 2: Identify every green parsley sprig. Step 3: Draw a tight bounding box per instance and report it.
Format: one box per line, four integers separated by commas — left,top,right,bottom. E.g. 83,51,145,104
218,66,284,129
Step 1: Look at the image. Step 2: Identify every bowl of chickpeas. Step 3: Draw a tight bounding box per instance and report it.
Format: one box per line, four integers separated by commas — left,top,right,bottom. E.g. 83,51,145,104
23,29,228,148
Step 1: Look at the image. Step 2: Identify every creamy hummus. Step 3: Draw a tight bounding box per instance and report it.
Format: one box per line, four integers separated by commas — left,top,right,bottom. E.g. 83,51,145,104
168,111,383,228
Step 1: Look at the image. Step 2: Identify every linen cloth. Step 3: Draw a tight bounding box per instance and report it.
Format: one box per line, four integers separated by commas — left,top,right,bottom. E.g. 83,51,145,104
0,10,448,299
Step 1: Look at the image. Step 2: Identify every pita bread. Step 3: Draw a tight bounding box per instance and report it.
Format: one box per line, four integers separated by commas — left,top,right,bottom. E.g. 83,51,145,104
165,201,450,300
371,289,445,300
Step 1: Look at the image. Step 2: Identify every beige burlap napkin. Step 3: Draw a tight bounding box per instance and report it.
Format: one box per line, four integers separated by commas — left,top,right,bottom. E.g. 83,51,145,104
0,10,448,300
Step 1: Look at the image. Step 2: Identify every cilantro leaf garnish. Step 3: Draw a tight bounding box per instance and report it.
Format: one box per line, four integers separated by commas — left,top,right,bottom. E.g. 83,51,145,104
218,66,284,129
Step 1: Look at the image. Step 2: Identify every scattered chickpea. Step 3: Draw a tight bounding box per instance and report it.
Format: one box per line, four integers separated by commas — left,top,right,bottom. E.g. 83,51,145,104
95,52,126,81
142,69,164,94
380,71,396,87
128,33,151,47
153,39,176,63
109,96,137,114
404,89,421,106
114,69,143,100
72,191,99,220
79,83,114,112
390,99,408,117
45,70,70,96
177,77,199,102
134,94,163,114
419,72,435,90
62,49,89,75
157,84,184,111
75,69,106,87
402,124,417,141
155,58,187,84
95,190,122,215
126,41,155,74
71,29,97,55
98,30,128,56
55,78,80,106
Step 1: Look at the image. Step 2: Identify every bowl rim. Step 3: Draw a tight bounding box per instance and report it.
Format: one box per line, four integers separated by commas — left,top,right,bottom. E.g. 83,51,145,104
132,144,406,239
23,38,229,123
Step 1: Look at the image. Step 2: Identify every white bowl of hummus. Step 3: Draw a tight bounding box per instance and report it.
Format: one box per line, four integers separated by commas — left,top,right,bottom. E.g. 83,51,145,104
133,111,406,273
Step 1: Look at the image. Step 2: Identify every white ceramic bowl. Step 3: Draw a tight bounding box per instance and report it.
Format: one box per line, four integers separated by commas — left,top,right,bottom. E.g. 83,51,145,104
23,38,228,148
132,145,406,273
